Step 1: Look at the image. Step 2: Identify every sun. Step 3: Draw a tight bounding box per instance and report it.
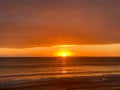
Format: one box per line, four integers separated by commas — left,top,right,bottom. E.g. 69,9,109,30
61,52,67,57
55,51,73,57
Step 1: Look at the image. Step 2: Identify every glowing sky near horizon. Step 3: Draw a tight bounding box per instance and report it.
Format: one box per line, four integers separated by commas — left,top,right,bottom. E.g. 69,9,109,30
0,0,120,56
0,44,120,57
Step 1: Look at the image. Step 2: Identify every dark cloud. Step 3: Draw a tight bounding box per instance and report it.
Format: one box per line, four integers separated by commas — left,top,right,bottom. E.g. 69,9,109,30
0,0,120,48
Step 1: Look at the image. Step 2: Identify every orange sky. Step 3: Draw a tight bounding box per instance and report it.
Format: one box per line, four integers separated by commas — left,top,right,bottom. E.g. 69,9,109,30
0,44,120,57
0,0,120,57
0,0,120,48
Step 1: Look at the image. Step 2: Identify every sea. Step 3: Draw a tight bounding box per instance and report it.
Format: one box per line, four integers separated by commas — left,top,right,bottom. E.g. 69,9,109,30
0,57,120,89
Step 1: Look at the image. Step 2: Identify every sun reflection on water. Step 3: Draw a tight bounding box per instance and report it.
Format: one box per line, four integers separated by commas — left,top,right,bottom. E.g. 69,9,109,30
62,68,67,74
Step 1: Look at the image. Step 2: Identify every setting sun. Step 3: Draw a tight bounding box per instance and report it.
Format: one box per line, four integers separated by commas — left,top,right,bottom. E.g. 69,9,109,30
55,51,73,57
61,52,67,57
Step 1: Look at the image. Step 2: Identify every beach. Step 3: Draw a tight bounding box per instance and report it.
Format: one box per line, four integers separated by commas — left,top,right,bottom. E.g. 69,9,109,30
0,57,120,90
1,74,120,90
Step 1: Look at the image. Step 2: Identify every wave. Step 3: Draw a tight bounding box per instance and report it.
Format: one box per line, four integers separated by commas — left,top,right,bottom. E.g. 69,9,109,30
0,70,120,78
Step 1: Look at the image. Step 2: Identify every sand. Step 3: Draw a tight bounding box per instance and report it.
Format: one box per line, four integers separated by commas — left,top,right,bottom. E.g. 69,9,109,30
1,74,120,90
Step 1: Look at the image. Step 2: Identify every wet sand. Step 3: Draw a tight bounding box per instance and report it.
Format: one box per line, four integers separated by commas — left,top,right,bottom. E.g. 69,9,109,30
2,82,120,90
1,74,120,90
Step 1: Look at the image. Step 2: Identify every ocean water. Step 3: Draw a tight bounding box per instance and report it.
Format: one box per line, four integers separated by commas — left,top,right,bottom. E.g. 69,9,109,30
0,57,120,89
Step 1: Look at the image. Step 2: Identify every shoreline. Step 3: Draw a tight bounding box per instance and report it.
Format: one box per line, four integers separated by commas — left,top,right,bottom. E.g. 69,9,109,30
1,74,120,90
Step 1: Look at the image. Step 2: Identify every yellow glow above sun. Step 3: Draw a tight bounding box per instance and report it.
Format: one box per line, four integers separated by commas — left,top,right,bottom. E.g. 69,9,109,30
55,51,73,57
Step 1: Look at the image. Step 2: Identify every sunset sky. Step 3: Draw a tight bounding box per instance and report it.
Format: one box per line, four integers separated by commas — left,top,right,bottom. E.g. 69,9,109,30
0,0,120,57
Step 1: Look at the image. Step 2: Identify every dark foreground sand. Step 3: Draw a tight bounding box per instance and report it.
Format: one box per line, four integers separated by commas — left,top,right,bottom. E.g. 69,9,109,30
2,82,120,90
1,74,120,90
